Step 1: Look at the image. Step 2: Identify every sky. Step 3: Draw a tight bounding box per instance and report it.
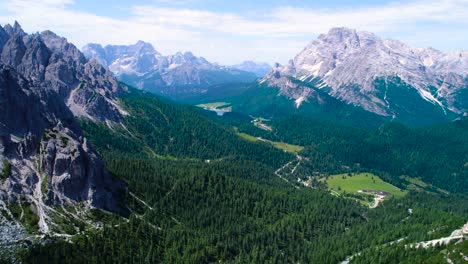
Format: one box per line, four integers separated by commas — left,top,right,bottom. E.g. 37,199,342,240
0,0,467,65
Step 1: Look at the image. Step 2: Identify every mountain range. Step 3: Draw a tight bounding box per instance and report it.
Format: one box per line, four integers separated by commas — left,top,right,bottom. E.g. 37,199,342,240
258,27,467,125
84,28,467,126
82,42,258,99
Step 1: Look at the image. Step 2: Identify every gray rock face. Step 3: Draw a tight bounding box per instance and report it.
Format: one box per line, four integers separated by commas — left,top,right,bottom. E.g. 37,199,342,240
39,128,124,212
1,23,126,122
1,35,27,68
0,64,127,232
0,22,128,233
83,41,257,98
0,26,10,53
262,27,468,118
0,65,49,137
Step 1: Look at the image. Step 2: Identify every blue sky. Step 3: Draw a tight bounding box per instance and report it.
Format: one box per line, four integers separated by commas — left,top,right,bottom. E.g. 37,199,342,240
1,0,467,65
71,0,395,17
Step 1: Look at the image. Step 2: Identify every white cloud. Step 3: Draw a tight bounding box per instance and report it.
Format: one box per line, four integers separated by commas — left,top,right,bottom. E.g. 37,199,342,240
131,0,468,36
151,0,196,6
0,0,467,64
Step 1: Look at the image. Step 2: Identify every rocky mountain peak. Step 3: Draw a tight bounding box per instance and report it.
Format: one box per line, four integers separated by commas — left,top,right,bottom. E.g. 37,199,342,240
40,30,86,65
315,27,379,50
1,34,26,68
81,43,108,66
262,27,468,120
83,41,162,76
0,22,125,122
321,27,358,42
183,51,196,60
3,21,25,37
133,40,158,54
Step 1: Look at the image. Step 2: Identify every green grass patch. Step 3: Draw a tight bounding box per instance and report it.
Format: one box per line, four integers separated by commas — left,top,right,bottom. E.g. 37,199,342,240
401,176,429,188
196,102,230,109
237,132,304,153
41,174,48,196
270,141,304,153
1,160,11,181
9,202,39,233
237,132,258,142
400,175,449,194
325,173,407,198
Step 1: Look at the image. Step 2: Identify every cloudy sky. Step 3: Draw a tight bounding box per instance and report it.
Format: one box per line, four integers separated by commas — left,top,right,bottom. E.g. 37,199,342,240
1,0,467,65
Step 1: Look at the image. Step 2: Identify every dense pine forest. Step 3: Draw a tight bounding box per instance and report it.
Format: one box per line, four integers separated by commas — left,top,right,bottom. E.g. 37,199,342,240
12,88,467,263
214,112,468,193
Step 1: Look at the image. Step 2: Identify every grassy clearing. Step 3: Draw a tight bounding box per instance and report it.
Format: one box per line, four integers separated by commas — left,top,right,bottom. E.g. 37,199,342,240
1,160,11,181
400,175,449,194
325,173,407,198
270,141,304,153
401,175,429,188
237,132,304,153
196,102,230,109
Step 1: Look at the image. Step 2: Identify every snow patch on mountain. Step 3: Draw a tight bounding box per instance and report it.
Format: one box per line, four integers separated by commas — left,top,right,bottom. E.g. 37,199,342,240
262,27,468,117
295,96,306,108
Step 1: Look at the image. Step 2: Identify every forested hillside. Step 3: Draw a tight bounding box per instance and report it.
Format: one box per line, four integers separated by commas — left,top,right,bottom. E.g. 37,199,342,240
213,113,468,193
14,88,468,263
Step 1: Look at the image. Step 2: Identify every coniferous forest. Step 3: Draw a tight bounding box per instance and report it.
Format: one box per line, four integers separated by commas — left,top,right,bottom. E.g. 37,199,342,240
14,89,468,263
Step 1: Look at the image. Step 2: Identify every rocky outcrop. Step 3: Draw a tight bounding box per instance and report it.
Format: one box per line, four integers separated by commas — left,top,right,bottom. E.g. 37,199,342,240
0,22,129,234
1,23,126,122
0,63,127,233
39,127,124,212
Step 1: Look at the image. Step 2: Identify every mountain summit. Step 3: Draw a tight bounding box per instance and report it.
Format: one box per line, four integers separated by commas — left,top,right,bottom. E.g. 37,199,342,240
261,27,467,124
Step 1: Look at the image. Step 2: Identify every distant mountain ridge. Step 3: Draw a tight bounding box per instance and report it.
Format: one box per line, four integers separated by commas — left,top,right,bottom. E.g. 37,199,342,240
260,27,468,125
82,42,257,99
230,61,271,77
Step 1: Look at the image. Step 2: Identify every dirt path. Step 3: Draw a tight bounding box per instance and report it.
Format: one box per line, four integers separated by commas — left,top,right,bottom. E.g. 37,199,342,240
413,222,468,249
274,155,302,189
369,194,386,209
357,190,387,209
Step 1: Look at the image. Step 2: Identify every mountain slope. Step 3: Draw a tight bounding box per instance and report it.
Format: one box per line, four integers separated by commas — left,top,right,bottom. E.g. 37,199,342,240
82,42,257,99
81,87,292,168
260,28,467,125
230,75,387,128
0,22,128,238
